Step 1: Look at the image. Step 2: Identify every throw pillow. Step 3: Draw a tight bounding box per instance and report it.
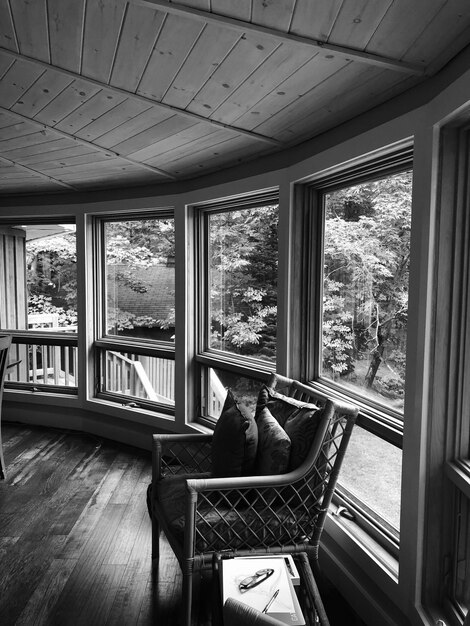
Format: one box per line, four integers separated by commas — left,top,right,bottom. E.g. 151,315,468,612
256,385,318,427
255,406,291,475
284,405,323,471
211,389,258,477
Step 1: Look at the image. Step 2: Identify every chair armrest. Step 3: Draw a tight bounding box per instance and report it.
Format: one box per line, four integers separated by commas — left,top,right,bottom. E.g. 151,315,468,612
152,433,213,482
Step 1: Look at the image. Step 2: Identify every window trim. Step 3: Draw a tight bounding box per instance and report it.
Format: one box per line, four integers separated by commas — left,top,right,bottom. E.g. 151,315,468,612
91,209,176,413
293,145,413,556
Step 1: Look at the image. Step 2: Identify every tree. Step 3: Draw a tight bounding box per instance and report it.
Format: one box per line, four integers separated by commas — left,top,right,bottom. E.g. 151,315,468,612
209,205,278,362
323,171,412,405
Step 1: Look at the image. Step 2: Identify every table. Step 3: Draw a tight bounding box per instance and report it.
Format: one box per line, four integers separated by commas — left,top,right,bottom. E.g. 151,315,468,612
212,551,330,626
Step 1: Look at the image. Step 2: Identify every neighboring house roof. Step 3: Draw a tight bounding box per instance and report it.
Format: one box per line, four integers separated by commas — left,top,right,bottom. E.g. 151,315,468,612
112,264,174,322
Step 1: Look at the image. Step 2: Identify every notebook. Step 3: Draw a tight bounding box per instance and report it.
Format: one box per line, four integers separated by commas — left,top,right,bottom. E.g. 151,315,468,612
220,556,305,625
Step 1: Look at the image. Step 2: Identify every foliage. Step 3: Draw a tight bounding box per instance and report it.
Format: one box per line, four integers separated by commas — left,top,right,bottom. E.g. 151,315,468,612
323,171,412,406
208,205,278,361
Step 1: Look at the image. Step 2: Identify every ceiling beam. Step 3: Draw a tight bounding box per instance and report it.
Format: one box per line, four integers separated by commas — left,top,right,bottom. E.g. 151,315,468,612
0,153,79,191
0,48,282,148
133,0,426,76
0,105,177,181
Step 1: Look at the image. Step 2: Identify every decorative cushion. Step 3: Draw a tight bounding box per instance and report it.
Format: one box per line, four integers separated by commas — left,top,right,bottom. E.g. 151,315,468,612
211,389,258,477
256,385,318,427
255,406,291,475
284,405,324,471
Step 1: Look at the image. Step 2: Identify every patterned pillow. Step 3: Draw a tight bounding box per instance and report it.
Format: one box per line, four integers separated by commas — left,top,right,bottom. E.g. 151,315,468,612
284,405,323,471
256,385,318,427
211,389,258,477
255,406,291,475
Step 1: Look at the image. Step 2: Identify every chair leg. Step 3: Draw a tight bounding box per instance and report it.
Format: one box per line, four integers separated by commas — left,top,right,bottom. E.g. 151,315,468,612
151,516,160,568
181,569,193,626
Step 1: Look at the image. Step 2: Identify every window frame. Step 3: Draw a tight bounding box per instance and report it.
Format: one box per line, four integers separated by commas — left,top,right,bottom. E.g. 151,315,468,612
296,145,414,556
194,189,279,425
0,217,78,395
92,209,176,413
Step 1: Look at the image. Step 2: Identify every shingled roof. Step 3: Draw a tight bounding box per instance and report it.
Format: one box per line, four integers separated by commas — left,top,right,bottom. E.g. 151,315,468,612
112,264,175,322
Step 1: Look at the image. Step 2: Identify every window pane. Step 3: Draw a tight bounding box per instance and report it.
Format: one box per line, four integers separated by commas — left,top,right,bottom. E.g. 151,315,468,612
203,367,261,419
104,218,175,341
0,223,77,332
207,204,278,363
339,427,402,530
322,171,412,412
6,342,78,388
103,350,174,406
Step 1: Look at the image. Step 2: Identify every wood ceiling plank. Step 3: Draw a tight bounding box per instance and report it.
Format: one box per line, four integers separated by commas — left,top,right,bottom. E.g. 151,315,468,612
75,99,153,142
251,0,296,31
137,13,204,101
206,42,316,125
0,121,39,141
16,144,95,166
40,152,117,172
147,127,236,168
0,129,62,153
328,0,394,50
187,31,281,117
287,0,343,41
81,0,127,83
0,60,45,109
162,23,241,109
254,62,376,137
211,0,252,22
11,71,74,119
110,3,166,91
0,0,18,52
47,0,86,73
125,123,210,162
0,53,13,79
365,0,446,61
136,0,424,74
4,139,70,162
9,0,49,62
93,107,173,149
115,115,198,156
141,124,222,165
68,169,161,188
0,153,77,189
2,138,72,159
401,1,470,72
33,79,102,127
281,70,404,142
54,90,127,135
233,53,349,130
0,110,21,129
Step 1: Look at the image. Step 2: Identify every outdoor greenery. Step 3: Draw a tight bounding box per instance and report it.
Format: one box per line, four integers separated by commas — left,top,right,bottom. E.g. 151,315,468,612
323,170,412,409
208,204,278,363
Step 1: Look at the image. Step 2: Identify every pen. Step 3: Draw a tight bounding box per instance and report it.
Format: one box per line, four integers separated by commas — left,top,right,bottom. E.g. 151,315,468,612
262,589,279,614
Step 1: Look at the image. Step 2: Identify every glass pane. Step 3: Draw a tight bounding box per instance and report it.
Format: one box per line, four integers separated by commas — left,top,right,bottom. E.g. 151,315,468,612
207,204,278,363
204,367,261,419
0,223,77,332
6,342,78,388
339,427,402,530
322,171,412,412
103,350,174,406
104,217,175,340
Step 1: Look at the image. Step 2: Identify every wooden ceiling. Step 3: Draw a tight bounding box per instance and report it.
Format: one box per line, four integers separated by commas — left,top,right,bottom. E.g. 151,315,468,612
0,0,469,197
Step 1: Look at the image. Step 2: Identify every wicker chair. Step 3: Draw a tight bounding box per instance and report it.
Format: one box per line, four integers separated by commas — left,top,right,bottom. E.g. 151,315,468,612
148,373,358,625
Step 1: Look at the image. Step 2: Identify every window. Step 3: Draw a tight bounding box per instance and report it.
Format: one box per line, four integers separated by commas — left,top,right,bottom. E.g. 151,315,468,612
301,147,413,553
0,221,78,393
94,213,175,411
196,190,279,421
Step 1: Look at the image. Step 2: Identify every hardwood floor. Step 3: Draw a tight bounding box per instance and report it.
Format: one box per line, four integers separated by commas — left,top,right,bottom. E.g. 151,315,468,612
0,422,363,626
0,422,212,626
